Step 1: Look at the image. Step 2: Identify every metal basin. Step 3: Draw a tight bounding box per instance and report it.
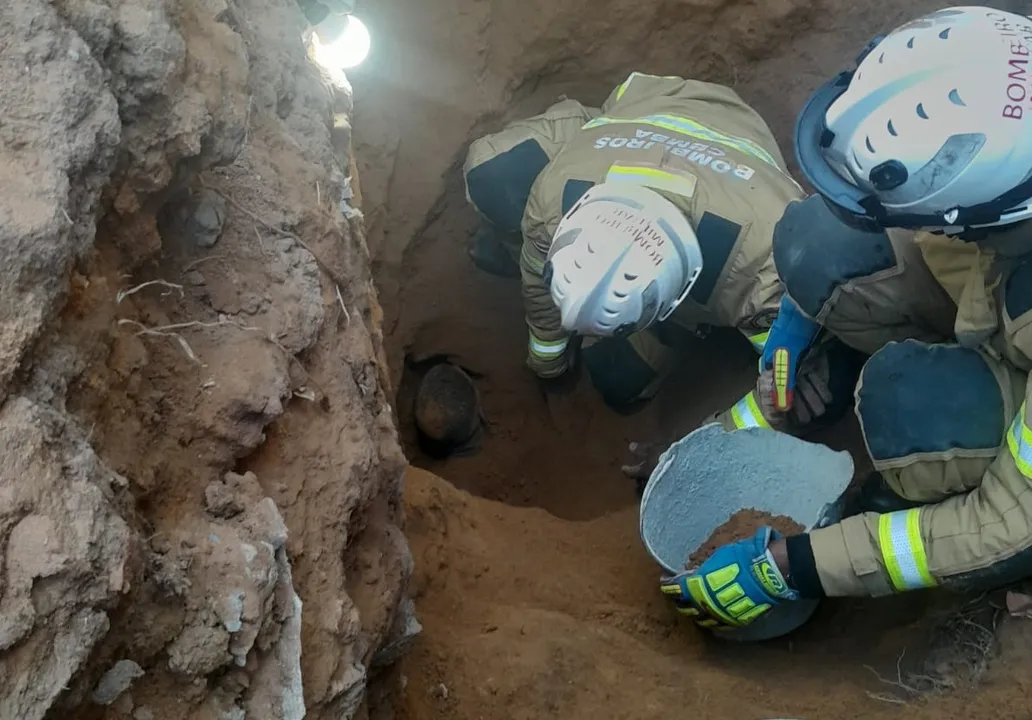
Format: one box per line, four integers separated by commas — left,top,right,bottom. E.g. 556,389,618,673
639,423,854,642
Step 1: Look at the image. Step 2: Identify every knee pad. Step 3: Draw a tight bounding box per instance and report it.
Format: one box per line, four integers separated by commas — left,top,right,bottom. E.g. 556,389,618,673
464,138,549,234
773,195,897,317
857,340,1004,464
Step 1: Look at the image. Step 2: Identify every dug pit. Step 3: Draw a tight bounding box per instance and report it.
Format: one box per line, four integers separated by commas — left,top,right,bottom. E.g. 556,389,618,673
351,0,1032,717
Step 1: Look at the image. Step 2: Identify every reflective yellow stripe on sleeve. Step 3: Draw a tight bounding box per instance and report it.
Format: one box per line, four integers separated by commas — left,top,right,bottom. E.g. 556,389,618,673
583,114,781,169
606,163,698,199
1007,403,1032,479
729,391,771,430
878,509,936,592
528,333,568,360
746,331,769,354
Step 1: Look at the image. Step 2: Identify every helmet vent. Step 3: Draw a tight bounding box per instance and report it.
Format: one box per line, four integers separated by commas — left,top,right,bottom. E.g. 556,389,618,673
916,103,928,120
562,273,571,283
878,52,885,64
906,36,915,49
939,27,951,40
587,243,596,254
573,259,582,269
887,119,897,136
624,272,638,281
948,89,965,107
865,137,875,153
613,290,627,299
852,150,863,170
603,308,618,317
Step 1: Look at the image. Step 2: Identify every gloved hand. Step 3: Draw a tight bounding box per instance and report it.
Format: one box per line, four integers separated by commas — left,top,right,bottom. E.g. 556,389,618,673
660,527,798,630
755,349,833,432
760,296,822,413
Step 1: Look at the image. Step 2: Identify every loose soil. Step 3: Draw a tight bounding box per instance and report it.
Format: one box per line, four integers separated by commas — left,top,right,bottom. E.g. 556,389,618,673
349,0,1032,717
688,509,805,568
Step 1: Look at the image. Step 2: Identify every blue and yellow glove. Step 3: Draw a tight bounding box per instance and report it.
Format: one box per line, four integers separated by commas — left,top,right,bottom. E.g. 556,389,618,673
660,527,798,630
760,296,821,412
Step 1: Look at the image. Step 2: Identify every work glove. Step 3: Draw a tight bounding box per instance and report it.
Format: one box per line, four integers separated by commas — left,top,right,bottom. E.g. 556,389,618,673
660,527,798,631
759,296,822,413
755,349,833,432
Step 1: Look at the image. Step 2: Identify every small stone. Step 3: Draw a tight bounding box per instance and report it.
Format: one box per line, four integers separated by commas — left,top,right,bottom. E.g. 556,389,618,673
205,481,245,518
91,659,145,705
191,190,227,248
134,708,155,720
184,270,206,286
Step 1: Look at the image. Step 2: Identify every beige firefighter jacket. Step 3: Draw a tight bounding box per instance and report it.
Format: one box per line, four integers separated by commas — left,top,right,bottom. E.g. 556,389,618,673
465,72,803,377
812,229,1032,597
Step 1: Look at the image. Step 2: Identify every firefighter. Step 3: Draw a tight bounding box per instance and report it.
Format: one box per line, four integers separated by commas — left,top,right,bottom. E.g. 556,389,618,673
462,72,862,424
661,6,1032,631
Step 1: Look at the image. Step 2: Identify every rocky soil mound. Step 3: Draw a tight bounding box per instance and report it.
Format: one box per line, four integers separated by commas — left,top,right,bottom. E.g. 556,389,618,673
0,1,411,718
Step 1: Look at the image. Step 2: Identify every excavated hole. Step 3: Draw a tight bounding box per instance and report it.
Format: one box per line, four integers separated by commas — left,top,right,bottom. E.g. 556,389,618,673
348,0,1028,717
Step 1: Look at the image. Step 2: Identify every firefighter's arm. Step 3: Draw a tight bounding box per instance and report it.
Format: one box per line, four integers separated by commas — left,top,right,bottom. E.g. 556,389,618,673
464,100,598,234
786,372,1032,598
520,235,573,378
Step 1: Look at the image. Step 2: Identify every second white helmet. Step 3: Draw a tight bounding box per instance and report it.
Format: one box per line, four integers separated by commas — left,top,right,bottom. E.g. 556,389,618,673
544,182,703,337
795,6,1032,232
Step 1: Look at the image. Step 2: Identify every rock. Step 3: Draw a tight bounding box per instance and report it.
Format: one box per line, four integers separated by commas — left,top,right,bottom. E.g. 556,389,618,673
0,0,119,403
184,270,207,286
133,708,155,720
206,481,246,519
92,660,145,705
0,398,131,720
167,624,233,676
191,190,228,248
372,596,423,668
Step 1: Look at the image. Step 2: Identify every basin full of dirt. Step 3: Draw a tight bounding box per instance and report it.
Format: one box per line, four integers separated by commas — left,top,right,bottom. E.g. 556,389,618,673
687,509,805,568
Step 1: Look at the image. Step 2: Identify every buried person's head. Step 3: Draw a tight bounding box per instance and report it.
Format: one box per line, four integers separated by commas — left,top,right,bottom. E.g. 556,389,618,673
415,363,483,458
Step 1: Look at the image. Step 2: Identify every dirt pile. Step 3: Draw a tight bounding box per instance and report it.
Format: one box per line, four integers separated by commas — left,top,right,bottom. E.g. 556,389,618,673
688,510,804,568
0,1,409,718
399,467,1032,720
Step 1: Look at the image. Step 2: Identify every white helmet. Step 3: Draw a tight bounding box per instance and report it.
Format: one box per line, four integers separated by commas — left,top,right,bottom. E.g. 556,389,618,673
795,7,1032,233
544,181,703,337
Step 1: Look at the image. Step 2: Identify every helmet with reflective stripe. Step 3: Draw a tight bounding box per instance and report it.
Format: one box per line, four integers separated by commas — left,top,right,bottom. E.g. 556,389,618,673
545,181,703,337
795,7,1032,233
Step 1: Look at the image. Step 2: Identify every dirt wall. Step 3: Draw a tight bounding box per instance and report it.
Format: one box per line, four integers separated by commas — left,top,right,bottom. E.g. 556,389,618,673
0,1,410,719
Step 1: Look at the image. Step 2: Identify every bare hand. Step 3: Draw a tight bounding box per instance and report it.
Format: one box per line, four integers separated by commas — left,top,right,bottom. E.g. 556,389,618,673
621,441,664,483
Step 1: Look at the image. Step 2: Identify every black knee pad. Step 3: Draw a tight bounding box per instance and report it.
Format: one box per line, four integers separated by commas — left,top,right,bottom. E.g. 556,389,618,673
465,139,549,233
773,195,897,317
1005,255,1032,320
582,337,657,414
857,340,1004,464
